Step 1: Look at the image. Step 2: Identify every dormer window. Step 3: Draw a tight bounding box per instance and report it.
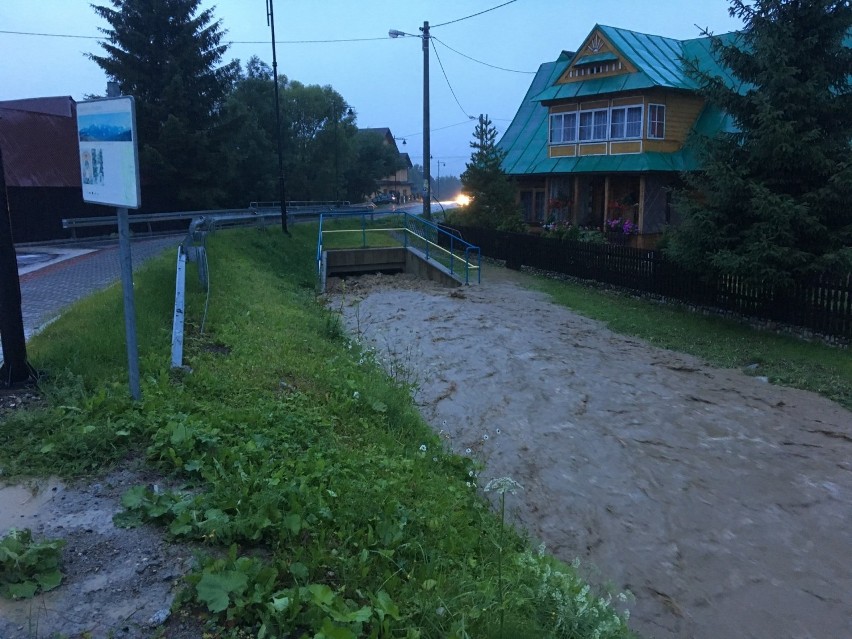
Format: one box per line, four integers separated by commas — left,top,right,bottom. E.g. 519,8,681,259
579,109,608,141
610,105,643,140
550,112,578,144
648,104,666,139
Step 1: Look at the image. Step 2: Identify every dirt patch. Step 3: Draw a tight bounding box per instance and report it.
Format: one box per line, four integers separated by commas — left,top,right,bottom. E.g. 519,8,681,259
0,467,195,639
326,267,852,639
0,386,46,419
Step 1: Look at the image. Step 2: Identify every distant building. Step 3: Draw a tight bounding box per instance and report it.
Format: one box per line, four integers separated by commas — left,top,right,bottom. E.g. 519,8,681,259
358,127,413,203
0,96,102,242
499,25,742,245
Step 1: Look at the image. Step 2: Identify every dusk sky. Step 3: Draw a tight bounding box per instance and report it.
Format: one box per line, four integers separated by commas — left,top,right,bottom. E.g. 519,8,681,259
0,1,744,179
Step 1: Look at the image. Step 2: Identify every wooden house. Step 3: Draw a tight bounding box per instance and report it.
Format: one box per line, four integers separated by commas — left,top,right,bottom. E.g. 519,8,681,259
499,25,740,245
358,127,413,203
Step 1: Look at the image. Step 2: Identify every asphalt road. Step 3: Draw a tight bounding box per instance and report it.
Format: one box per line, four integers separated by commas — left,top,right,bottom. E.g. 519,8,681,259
14,235,182,341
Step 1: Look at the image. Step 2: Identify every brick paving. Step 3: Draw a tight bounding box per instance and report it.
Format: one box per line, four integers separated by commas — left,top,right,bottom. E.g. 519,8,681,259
17,235,183,339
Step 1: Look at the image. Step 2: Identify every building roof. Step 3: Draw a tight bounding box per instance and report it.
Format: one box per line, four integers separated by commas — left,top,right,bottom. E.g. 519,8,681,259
499,25,745,176
0,96,81,188
358,126,403,154
532,26,742,102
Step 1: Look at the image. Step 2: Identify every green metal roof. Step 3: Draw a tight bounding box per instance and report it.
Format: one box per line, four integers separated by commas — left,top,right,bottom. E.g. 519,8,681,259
499,25,744,177
574,51,619,66
500,58,569,176
532,26,744,103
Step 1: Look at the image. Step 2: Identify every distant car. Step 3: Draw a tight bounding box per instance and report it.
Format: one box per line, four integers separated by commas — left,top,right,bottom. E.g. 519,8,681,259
372,193,396,205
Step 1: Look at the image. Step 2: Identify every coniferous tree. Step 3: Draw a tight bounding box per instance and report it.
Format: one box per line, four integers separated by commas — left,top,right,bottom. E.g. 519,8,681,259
89,0,239,208
460,115,523,231
668,0,852,285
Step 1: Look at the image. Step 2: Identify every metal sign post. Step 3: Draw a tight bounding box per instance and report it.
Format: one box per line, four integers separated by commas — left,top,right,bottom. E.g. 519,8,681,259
77,96,142,400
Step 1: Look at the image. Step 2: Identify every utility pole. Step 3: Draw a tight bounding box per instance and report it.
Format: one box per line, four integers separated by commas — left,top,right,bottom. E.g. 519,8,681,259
0,144,35,387
421,20,431,221
267,0,288,234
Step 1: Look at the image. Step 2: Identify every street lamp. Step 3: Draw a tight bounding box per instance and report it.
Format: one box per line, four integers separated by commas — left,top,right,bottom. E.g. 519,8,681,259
389,22,431,220
432,157,446,202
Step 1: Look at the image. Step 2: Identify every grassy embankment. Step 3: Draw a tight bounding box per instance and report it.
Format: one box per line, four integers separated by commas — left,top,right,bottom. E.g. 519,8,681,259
0,224,633,639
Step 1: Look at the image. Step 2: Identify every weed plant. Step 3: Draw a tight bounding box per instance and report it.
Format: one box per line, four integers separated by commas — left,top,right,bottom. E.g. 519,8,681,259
0,226,633,638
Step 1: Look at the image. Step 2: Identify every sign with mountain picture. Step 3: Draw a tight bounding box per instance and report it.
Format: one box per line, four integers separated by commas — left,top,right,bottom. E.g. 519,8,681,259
76,96,141,208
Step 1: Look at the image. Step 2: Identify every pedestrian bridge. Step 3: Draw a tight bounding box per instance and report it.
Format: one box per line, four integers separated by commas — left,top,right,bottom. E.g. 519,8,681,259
316,211,480,292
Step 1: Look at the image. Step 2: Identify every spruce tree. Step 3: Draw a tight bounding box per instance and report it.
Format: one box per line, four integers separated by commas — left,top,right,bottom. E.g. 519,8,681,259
89,0,238,208
460,115,523,231
668,0,852,285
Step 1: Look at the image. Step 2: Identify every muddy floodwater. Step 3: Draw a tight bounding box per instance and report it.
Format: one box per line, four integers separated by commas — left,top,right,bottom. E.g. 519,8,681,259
327,266,852,639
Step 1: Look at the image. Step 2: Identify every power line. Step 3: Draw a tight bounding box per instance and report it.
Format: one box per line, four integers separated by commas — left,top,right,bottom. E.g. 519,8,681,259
430,39,474,120
0,29,387,44
431,0,519,29
431,36,536,74
0,29,100,40
401,119,478,139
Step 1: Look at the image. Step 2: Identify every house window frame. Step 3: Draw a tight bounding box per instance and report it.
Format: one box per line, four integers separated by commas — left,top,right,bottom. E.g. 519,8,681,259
610,104,643,140
549,111,578,145
648,103,666,139
579,108,609,142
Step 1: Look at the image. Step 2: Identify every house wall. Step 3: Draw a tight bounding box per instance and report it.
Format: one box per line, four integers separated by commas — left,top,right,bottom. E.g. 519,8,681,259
546,90,706,159
643,89,706,150
514,177,547,223
7,187,100,242
642,174,675,234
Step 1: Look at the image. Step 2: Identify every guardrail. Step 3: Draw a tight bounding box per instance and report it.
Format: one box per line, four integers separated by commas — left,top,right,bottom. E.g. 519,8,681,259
62,202,376,238
316,211,481,285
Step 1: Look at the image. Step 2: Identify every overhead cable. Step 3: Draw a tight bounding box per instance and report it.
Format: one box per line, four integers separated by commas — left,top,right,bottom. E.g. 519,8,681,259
431,0,519,29
430,39,475,120
431,36,536,74
0,29,387,44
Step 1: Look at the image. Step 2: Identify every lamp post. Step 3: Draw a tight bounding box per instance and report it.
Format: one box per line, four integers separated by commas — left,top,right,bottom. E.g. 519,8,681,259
393,136,406,203
389,21,431,220
433,158,446,202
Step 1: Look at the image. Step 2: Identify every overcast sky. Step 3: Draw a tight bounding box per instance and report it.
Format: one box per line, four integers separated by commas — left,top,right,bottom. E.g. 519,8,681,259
0,1,743,179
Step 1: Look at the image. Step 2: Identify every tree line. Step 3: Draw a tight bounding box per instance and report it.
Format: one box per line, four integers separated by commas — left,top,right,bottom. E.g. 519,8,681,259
88,0,403,210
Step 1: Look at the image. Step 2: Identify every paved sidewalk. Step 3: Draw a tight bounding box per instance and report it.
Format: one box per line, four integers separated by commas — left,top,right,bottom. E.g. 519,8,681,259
17,235,182,340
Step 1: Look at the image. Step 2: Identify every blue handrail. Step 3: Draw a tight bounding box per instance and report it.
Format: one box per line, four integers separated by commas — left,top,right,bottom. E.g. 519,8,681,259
316,211,481,285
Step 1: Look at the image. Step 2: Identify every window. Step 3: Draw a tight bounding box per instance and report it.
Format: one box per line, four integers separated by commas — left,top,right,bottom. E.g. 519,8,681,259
549,112,577,144
579,108,608,141
610,105,643,139
648,104,666,139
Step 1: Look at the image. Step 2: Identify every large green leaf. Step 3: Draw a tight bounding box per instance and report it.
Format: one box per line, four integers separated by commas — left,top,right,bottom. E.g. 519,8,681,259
196,570,248,613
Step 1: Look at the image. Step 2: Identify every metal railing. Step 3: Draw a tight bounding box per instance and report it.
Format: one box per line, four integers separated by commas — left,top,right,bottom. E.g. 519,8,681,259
62,202,376,238
316,211,481,285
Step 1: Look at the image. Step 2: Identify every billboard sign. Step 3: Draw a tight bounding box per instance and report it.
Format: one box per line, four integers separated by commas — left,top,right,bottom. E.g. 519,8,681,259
77,96,141,209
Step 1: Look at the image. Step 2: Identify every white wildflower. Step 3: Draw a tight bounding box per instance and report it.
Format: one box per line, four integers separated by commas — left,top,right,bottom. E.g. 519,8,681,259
419,444,427,453
484,476,523,495
353,391,360,399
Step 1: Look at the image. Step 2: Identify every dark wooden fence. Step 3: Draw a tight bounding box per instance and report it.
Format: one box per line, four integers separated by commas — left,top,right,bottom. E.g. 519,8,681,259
442,226,852,341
